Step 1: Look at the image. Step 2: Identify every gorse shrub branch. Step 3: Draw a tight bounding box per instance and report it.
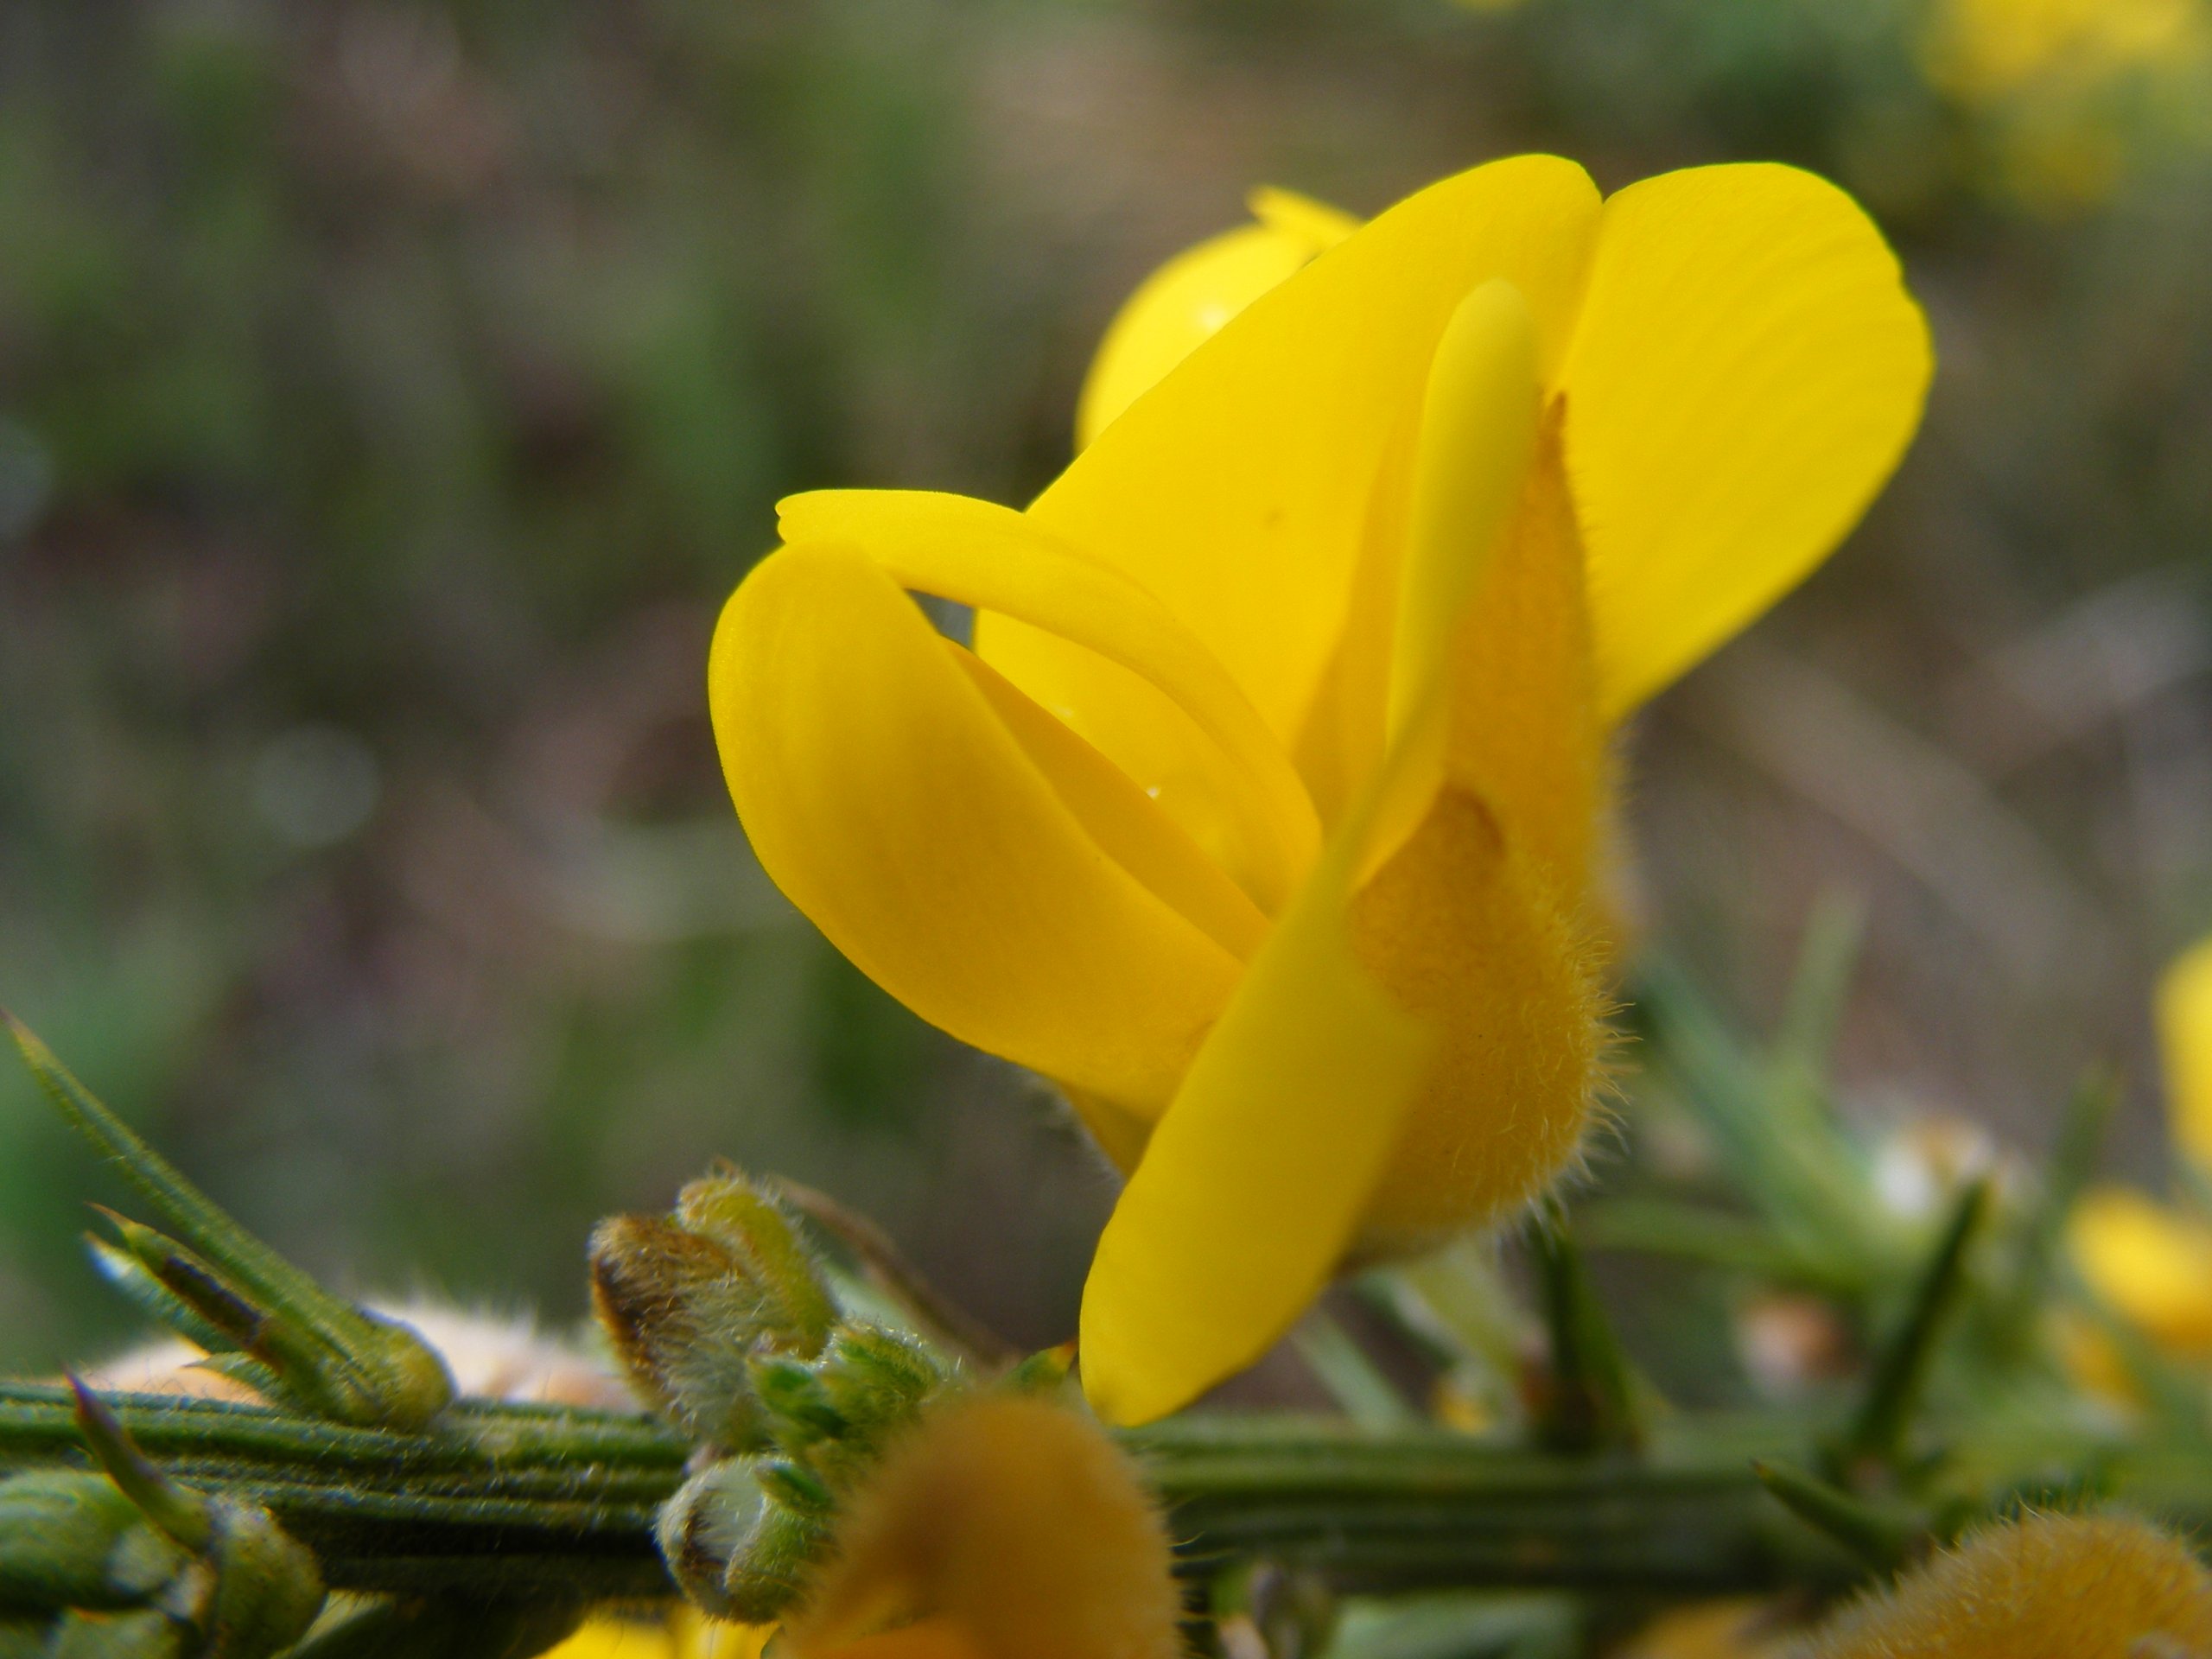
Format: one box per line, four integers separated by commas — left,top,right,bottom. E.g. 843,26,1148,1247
0,148,2202,1659
4,999,2212,1656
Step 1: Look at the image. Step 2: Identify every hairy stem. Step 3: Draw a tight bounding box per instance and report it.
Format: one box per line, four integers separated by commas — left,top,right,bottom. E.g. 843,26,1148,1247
6,1383,2195,1605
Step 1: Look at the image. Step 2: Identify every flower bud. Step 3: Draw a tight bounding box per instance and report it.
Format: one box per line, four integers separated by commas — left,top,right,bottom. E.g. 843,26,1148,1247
0,1459,321,1659
9,1017,453,1434
649,1323,945,1624
654,1458,830,1625
0,1472,188,1612
43,1607,188,1659
194,1498,327,1659
3,1385,332,1659
589,1173,837,1450
676,1173,838,1353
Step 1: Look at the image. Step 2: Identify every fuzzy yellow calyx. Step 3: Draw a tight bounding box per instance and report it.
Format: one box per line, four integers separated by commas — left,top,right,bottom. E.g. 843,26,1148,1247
1805,1511,2212,1659
778,1394,1182,1659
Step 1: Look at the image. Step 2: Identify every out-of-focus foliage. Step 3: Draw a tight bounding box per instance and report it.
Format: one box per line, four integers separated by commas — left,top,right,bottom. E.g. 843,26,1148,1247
3,0,2210,1382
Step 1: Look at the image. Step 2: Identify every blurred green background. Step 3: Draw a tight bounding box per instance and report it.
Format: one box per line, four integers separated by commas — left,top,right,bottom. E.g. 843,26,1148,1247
3,0,2210,1376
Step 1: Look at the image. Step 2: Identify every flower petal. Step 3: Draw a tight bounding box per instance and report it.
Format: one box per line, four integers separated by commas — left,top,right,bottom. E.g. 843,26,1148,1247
1080,727,1442,1426
710,544,1243,1115
1561,162,1933,721
1076,188,1357,449
533,1621,665,1659
988,156,1601,803
2157,934,2212,1179
778,488,1317,912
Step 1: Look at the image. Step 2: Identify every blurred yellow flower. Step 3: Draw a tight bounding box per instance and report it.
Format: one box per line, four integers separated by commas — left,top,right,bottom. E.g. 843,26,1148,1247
1929,0,2204,101
548,1609,766,1659
777,1393,1181,1659
1611,1599,1786,1659
2071,935,2212,1361
1926,0,2211,205
1801,1510,2212,1658
711,156,1929,1423
553,1395,1175,1659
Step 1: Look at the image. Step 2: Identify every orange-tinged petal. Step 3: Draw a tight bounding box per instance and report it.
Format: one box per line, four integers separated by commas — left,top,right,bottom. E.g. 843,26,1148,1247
710,544,1242,1116
986,156,1601,819
1077,187,1357,449
2069,1185,2212,1357
1561,163,1933,721
1433,420,1604,894
780,1395,1180,1659
2156,934,2212,1179
778,487,1318,912
1353,434,1606,1251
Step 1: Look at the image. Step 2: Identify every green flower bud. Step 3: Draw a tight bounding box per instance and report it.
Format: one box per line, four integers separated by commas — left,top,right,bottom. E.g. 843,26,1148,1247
677,1172,838,1354
47,1608,188,1659
654,1459,829,1624
0,1472,189,1612
588,1172,836,1449
4,1386,332,1659
194,1499,326,1658
11,1018,452,1435
817,1326,940,1431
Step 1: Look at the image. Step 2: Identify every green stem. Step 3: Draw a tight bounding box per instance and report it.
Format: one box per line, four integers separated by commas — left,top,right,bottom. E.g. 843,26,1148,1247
6,1385,2209,1607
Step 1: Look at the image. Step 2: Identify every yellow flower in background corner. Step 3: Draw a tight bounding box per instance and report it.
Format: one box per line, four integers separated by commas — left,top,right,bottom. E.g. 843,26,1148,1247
711,156,1930,1424
1926,0,2211,206
2070,936,2212,1361
1929,0,2205,104
1801,1510,2212,1659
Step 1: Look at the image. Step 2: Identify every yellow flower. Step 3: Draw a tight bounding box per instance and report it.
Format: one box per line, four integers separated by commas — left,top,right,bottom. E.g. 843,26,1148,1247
1801,1510,2212,1658
777,1393,1181,1659
1925,0,2210,207
710,157,1929,1423
2071,935,2212,1361
554,1396,1177,1659
1928,0,2206,103
1611,1599,1785,1659
547,1609,766,1659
